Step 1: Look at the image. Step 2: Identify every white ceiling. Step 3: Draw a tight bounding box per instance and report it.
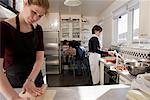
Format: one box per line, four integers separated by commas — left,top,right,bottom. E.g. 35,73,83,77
49,0,115,16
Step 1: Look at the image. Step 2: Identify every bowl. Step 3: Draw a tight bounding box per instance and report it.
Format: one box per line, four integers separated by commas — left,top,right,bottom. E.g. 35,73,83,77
127,65,147,76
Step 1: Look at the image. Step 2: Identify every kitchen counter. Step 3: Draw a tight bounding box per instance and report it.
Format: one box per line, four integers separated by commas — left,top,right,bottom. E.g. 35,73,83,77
0,84,130,100
99,57,135,85
117,71,135,82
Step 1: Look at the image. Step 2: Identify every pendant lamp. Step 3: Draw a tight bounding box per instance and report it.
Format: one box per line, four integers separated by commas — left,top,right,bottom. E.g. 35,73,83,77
64,0,81,7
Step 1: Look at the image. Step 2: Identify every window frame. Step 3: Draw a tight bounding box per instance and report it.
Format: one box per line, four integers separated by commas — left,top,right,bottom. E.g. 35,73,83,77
112,0,145,45
132,8,140,42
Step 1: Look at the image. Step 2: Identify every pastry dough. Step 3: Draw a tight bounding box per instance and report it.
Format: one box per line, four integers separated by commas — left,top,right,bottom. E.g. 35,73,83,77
19,84,56,100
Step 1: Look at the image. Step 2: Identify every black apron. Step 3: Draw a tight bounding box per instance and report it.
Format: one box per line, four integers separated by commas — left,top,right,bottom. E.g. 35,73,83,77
6,15,44,88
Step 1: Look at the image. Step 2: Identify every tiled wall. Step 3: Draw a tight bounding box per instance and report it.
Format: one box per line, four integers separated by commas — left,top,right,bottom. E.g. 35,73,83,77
120,47,150,60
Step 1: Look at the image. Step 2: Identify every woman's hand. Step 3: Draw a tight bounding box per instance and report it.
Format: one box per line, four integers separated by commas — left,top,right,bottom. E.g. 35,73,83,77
23,80,43,97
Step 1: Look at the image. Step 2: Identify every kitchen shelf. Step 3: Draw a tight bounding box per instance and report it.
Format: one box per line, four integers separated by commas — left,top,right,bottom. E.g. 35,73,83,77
60,15,81,41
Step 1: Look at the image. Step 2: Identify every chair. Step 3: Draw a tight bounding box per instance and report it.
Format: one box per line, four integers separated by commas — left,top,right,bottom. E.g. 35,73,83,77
68,55,76,77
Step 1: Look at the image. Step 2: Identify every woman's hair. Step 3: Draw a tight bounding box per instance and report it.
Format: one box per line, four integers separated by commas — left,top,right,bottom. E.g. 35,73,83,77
28,0,50,14
92,25,102,34
63,40,68,45
69,40,76,48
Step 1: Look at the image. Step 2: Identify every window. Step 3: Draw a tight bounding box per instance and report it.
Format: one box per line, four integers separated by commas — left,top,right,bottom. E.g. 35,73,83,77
117,14,128,43
113,0,140,45
112,4,128,44
133,8,139,40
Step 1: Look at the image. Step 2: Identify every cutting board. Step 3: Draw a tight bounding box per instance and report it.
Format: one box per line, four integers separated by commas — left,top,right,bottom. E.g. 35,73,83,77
19,84,56,100
40,90,56,100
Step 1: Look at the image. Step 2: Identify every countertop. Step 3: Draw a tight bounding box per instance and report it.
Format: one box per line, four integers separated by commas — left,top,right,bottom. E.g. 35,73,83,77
0,84,130,100
117,71,135,82
99,57,135,83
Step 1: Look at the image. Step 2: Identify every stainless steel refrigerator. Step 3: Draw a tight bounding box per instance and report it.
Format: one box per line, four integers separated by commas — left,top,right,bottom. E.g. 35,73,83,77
43,31,61,74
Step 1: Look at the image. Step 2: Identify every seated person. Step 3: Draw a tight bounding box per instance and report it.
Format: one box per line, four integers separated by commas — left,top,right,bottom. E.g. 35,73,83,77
62,40,70,64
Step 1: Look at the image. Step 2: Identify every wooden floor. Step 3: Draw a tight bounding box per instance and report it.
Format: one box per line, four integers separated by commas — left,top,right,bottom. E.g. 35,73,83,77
47,68,93,87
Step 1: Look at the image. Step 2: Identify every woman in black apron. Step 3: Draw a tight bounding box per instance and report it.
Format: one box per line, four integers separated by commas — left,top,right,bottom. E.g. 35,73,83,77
0,0,49,99
6,15,44,88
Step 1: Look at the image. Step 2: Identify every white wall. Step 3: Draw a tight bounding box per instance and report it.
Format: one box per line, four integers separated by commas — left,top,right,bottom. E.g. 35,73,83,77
101,17,112,49
82,16,99,33
98,0,130,48
81,16,100,40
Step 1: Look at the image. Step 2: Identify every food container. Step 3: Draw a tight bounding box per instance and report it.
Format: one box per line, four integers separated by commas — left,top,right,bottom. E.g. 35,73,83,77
125,61,148,76
110,65,128,71
102,56,116,63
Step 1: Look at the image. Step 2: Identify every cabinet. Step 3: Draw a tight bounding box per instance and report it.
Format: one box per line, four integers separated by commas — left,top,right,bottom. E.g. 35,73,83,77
60,15,81,41
139,0,150,37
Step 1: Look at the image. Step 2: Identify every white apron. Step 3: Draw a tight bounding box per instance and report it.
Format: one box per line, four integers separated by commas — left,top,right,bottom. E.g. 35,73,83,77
89,52,100,84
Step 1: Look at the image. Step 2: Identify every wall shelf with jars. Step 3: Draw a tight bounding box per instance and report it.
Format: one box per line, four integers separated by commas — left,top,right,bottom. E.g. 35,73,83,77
60,15,81,41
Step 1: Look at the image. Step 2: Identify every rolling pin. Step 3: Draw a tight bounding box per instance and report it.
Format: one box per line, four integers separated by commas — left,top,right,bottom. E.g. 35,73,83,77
19,84,47,100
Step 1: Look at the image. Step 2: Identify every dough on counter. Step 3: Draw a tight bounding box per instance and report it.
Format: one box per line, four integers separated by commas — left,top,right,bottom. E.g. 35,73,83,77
19,91,35,100
19,84,56,100
126,90,150,100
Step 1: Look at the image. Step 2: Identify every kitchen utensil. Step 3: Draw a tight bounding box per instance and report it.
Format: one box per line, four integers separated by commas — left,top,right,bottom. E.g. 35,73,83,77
125,59,149,76
126,65,147,76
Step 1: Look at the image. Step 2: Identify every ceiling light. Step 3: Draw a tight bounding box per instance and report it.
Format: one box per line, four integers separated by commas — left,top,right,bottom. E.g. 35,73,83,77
64,0,81,7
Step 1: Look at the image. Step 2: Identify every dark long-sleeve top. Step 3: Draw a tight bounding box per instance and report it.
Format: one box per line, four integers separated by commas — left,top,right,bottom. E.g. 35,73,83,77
88,37,108,55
